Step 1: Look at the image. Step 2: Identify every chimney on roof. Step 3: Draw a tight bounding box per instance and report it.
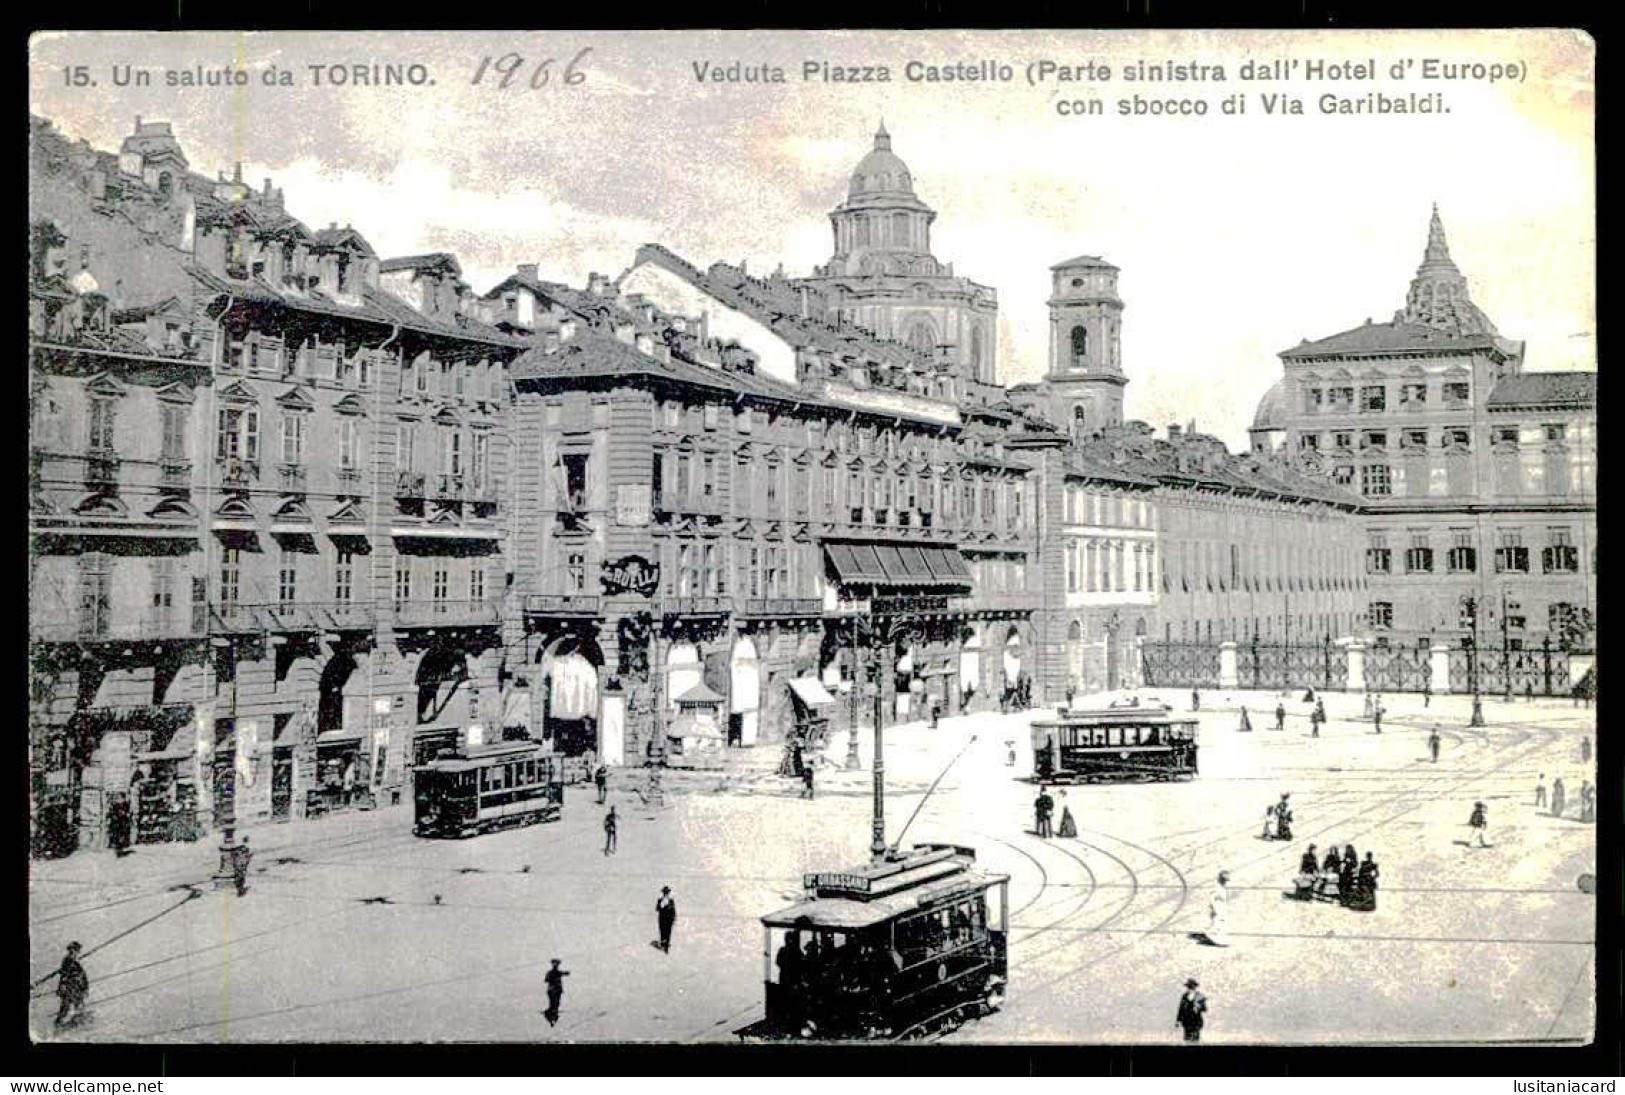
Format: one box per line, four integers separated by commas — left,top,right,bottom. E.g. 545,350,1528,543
1168,423,1183,440
517,263,538,280
233,162,242,183
799,286,809,318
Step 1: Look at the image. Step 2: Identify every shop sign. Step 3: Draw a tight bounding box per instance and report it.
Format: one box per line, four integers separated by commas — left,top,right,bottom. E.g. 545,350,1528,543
601,555,660,597
616,485,652,527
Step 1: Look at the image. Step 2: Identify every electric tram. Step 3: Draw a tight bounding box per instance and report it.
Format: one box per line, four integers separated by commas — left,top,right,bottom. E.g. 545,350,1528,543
1030,698,1199,783
741,843,1010,1041
412,740,564,838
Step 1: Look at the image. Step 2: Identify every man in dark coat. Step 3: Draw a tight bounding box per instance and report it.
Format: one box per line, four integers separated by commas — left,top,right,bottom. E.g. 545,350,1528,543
1191,689,1201,712
543,958,569,1026
594,764,608,805
603,806,618,855
1428,727,1442,763
231,835,252,896
656,886,677,952
801,761,815,800
1034,787,1054,839
1275,703,1286,732
1356,852,1380,911
1175,978,1207,1042
54,942,89,1027
108,797,133,857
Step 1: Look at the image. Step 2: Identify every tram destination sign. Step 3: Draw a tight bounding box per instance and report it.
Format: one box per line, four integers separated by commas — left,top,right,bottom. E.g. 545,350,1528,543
601,555,660,597
805,871,872,894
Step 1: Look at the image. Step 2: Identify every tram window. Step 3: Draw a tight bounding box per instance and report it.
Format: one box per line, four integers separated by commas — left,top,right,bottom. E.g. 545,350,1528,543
1145,728,1159,745
523,759,535,783
478,769,489,793
1107,727,1122,746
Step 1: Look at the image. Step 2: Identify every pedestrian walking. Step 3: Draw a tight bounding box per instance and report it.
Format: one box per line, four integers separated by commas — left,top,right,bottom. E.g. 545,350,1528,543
1535,773,1547,808
656,886,677,952
1580,781,1595,823
1310,707,1321,738
801,761,815,800
1238,707,1252,732
1191,689,1201,712
1581,736,1592,764
1206,870,1231,946
594,763,608,805
603,806,618,855
1423,679,1432,708
543,959,570,1026
108,796,133,858
53,941,90,1028
1275,702,1286,732
1372,699,1384,734
231,835,252,896
1551,778,1567,819
1468,801,1489,847
1034,787,1054,839
1428,727,1441,763
1056,790,1078,839
1175,978,1207,1042
930,701,941,731
1315,698,1326,727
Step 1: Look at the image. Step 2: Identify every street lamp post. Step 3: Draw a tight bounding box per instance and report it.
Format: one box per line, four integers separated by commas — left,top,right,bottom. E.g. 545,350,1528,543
211,639,240,889
1463,597,1485,728
1500,589,1513,703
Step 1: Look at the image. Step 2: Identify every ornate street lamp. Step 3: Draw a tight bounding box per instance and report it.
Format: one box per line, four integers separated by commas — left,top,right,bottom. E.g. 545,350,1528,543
1462,596,1485,728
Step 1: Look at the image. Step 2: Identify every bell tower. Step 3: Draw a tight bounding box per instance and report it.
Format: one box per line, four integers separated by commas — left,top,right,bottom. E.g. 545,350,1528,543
1045,255,1126,437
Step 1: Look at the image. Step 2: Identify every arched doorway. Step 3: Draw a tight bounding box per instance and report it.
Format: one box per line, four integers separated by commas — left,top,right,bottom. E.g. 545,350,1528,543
539,636,601,758
318,649,359,733
729,637,760,747
1002,628,1023,695
415,645,469,726
959,628,982,708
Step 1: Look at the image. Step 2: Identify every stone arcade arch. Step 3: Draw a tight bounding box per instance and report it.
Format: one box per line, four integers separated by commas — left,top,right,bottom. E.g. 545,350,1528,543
536,635,603,759
729,636,761,747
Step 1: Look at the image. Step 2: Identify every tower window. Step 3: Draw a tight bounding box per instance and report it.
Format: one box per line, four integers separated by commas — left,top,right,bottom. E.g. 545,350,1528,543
1070,325,1089,368
1073,406,1088,436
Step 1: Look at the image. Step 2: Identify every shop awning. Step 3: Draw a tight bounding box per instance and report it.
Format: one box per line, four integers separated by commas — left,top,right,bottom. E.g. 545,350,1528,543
315,730,365,746
825,541,969,589
924,547,971,582
789,677,837,707
675,682,726,706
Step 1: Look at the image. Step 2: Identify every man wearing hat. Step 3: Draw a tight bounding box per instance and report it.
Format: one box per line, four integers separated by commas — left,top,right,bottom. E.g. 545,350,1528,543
54,941,90,1028
1206,870,1232,946
543,958,570,1026
655,885,677,953
1468,801,1489,847
1175,978,1207,1042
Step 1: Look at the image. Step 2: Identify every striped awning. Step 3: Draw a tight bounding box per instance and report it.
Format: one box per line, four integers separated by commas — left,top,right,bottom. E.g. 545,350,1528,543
824,540,971,590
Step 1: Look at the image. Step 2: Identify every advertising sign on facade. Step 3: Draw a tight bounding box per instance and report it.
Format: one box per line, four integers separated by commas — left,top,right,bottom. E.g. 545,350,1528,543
601,555,660,597
615,484,652,527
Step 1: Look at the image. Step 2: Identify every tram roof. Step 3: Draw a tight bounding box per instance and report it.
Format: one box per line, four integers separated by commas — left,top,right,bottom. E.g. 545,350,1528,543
761,869,1010,931
1031,705,1197,727
418,741,549,771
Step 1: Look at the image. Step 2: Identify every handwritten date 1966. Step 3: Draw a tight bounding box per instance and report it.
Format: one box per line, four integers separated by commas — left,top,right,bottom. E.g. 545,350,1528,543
471,49,594,90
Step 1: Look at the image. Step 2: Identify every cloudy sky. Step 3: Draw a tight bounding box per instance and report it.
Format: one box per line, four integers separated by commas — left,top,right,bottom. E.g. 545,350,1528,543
30,29,1593,447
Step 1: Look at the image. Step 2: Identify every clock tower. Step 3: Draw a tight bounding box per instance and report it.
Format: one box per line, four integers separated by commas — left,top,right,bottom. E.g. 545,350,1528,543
1045,255,1126,438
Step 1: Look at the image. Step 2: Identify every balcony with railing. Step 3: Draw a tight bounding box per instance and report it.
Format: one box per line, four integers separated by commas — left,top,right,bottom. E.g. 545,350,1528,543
394,598,501,627
396,471,427,499
278,463,308,494
32,607,210,644
309,601,377,631
947,591,1043,615
157,460,193,493
221,457,260,489
660,595,730,617
435,473,466,501
336,467,363,492
740,597,822,618
523,593,602,617
84,449,120,489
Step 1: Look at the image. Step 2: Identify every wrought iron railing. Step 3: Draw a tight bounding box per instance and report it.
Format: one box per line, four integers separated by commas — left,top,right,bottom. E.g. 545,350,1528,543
741,597,822,617
394,598,501,626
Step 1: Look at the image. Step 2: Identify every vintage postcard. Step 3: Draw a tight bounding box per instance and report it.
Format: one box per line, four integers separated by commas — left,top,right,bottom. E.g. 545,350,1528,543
26,28,1595,1046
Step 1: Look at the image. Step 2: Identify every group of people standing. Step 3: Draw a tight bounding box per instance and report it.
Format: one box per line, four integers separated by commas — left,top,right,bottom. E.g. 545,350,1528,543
1032,786,1078,839
1295,843,1380,912
1534,773,1596,823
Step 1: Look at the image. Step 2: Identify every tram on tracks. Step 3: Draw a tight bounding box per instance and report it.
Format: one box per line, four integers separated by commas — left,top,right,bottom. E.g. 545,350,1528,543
412,740,564,838
739,843,1010,1041
1031,698,1199,783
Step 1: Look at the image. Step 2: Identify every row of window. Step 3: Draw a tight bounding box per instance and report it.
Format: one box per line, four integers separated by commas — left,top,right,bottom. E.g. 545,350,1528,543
1303,381,1470,414
1162,540,1358,586
216,547,489,608
1366,529,1581,576
1368,600,1586,635
1064,539,1157,594
641,449,1030,527
1063,486,1152,529
650,402,1008,468
1302,423,1570,456
221,330,505,403
1165,615,1357,643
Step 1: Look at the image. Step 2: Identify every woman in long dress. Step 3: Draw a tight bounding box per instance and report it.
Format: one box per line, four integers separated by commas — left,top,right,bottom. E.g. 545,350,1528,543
1057,790,1078,838
1207,870,1231,945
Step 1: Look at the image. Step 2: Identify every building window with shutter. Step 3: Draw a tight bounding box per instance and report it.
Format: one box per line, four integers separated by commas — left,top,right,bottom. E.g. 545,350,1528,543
1494,532,1529,573
1370,602,1393,630
151,557,176,630
281,413,305,466
567,552,585,593
80,553,113,637
219,547,241,608
1446,532,1476,573
335,550,355,603
432,565,449,611
160,403,188,461
278,548,298,608
470,566,485,603
1404,535,1433,574
87,396,116,454
394,559,412,606
1543,529,1578,573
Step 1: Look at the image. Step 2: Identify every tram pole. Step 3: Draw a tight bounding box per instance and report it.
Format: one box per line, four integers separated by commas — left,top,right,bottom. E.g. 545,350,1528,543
871,614,887,862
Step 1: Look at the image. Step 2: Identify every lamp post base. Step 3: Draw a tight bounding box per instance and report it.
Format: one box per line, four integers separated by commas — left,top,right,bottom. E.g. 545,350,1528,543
212,827,238,890
844,727,863,770
1470,696,1485,727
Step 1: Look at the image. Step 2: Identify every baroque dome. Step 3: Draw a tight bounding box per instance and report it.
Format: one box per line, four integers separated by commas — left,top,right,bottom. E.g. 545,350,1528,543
847,122,916,199
1251,378,1288,431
